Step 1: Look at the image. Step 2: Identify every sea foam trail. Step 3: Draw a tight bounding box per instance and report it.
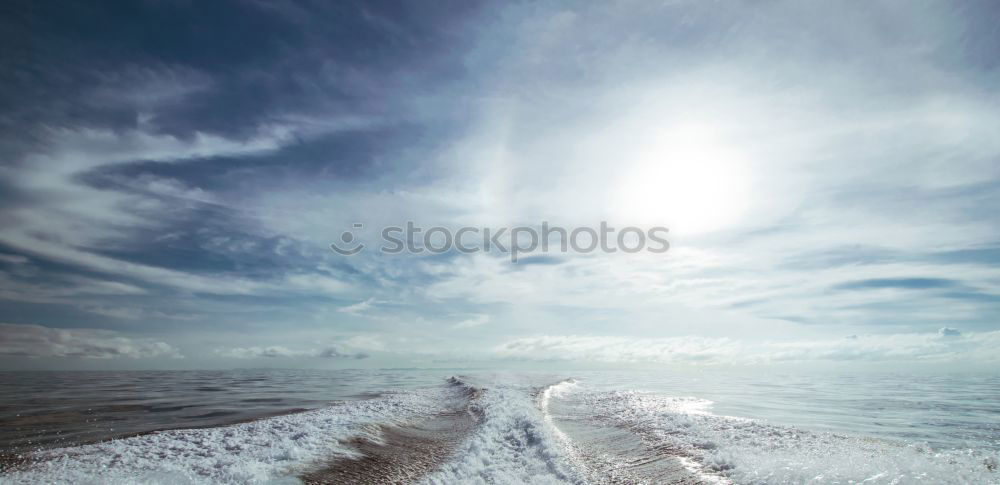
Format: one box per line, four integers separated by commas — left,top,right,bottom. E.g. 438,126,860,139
0,388,458,485
8,375,994,484
299,377,480,484
541,380,720,484
420,377,585,485
572,390,1000,484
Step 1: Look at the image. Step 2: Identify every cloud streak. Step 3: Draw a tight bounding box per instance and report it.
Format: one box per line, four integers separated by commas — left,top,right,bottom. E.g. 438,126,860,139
0,323,183,360
493,329,1000,366
1,1,998,369
214,346,368,360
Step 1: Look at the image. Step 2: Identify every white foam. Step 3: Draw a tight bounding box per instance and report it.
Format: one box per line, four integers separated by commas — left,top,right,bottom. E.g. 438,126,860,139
421,381,584,485
9,377,996,484
577,390,1000,484
538,380,591,479
2,390,452,485
542,382,730,484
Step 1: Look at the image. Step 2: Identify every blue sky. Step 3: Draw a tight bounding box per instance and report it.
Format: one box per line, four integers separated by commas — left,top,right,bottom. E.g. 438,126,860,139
1,1,998,370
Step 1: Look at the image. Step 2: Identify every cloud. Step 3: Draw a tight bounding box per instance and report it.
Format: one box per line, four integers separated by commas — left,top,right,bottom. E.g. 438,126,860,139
493,329,1000,365
0,323,183,359
342,335,385,352
0,254,29,265
214,345,368,360
337,297,376,315
833,278,960,291
316,347,370,360
2,1,999,370
452,314,491,329
79,305,196,322
0,126,296,297
284,274,352,295
213,346,314,359
0,271,149,306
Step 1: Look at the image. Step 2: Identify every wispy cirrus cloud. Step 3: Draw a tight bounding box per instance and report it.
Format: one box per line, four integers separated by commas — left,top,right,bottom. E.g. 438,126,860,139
337,297,377,316
452,314,491,329
1,1,999,369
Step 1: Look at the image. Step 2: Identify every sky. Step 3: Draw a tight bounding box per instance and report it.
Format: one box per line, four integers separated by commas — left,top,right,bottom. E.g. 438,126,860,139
1,0,998,371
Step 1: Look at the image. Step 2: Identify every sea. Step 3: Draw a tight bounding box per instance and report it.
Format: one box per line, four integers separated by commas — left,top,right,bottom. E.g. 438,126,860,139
0,369,997,484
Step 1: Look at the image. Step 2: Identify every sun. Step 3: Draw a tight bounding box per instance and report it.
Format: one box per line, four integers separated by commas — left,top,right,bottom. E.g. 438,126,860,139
612,124,750,234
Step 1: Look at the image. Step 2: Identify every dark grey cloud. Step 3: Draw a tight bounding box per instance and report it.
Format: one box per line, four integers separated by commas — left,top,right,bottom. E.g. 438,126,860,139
930,246,1000,266
778,246,905,271
1,0,482,157
317,347,369,360
0,0,480,324
509,255,565,268
780,244,1000,272
833,278,960,291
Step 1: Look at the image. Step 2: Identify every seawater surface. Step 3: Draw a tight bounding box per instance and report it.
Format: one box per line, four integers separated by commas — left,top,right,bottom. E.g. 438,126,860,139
0,369,997,484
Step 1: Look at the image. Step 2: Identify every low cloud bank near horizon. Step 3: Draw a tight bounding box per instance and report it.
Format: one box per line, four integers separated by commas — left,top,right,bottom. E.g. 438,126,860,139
2,321,997,368
0,323,183,360
492,328,1000,366
214,346,369,360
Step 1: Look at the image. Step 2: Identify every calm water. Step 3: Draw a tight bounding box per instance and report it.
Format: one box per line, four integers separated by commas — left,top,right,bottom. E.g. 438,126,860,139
574,371,1000,452
0,369,441,453
1,369,998,483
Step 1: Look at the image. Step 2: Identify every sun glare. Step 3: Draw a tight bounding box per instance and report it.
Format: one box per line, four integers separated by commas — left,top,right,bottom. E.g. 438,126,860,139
613,124,750,234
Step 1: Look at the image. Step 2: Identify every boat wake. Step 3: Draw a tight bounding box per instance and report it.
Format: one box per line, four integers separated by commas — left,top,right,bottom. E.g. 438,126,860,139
2,375,997,484
551,388,999,484
1,385,462,484
299,376,480,484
